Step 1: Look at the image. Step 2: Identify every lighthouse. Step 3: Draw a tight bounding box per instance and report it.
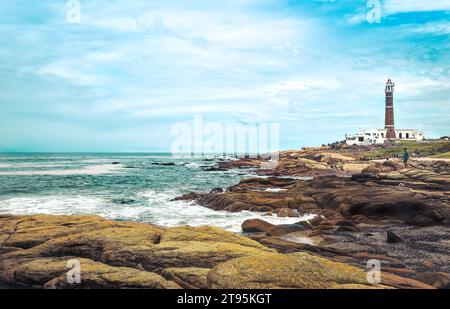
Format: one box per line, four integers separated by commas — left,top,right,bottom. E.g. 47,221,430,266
344,79,425,146
384,79,396,139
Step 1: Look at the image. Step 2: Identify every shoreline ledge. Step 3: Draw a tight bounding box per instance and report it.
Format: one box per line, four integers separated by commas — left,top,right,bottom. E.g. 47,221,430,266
0,214,432,289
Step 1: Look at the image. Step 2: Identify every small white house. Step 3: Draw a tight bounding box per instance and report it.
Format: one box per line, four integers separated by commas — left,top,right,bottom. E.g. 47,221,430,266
345,129,424,146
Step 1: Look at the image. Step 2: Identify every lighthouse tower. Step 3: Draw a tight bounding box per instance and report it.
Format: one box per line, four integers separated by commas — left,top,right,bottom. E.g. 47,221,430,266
385,79,396,139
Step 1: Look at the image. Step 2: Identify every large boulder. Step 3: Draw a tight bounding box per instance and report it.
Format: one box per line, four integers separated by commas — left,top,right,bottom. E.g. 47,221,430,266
0,257,180,289
207,252,375,289
241,219,274,233
0,215,273,288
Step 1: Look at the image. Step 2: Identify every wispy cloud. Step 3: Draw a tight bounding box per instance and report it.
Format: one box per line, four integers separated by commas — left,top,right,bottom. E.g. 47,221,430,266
384,0,450,15
0,0,448,151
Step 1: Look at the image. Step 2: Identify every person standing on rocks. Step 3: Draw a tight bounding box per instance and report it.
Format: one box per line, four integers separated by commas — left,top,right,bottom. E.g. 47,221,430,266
403,148,410,168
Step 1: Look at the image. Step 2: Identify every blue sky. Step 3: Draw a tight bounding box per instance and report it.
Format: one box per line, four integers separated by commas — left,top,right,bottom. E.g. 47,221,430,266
0,0,449,152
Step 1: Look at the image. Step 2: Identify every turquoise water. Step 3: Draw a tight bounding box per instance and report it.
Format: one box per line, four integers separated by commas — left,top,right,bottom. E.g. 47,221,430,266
0,153,305,232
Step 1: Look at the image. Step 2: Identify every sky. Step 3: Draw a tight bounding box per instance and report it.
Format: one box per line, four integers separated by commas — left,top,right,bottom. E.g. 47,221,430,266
0,0,449,152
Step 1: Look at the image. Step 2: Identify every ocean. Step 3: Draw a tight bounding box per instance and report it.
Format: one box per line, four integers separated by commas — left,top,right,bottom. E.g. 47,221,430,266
0,153,308,232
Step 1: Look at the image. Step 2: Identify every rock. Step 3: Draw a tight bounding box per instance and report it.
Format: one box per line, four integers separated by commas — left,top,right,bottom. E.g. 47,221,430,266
112,198,136,205
241,219,273,233
307,215,324,226
383,267,417,276
380,272,435,289
404,215,436,227
267,224,310,236
386,231,403,243
159,226,269,251
414,272,450,289
152,162,176,166
258,237,345,257
224,202,248,212
361,162,399,174
335,226,360,233
249,206,274,212
313,224,335,231
0,257,180,289
202,167,227,172
258,237,321,254
0,214,440,290
321,209,343,220
0,215,273,289
160,267,210,289
190,168,450,227
207,252,377,289
272,208,299,218
0,214,135,249
210,188,224,194
335,220,357,227
172,192,200,201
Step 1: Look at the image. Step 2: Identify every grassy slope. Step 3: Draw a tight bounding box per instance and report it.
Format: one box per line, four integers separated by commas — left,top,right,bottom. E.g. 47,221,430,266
360,140,450,159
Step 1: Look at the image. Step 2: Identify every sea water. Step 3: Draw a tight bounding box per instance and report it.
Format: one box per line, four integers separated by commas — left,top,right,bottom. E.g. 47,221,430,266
0,153,311,232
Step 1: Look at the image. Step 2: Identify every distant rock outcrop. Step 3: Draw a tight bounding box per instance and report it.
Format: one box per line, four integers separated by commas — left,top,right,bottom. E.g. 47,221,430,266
180,168,450,227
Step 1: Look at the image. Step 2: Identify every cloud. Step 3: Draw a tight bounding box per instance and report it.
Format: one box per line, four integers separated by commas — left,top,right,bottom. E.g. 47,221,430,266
37,61,98,85
384,0,450,15
406,21,450,35
0,0,449,151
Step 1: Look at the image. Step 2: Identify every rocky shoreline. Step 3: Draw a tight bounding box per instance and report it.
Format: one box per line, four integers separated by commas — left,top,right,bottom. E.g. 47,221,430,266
176,148,450,289
0,214,437,289
1,147,449,289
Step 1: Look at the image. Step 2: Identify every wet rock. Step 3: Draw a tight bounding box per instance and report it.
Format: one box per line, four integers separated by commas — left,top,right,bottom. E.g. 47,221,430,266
202,167,227,172
190,168,450,227
307,215,324,226
267,224,310,236
210,188,224,194
152,162,176,166
224,202,247,212
112,198,136,205
241,219,273,233
172,192,200,201
272,208,299,218
249,206,274,212
335,220,357,227
335,226,360,233
386,231,403,243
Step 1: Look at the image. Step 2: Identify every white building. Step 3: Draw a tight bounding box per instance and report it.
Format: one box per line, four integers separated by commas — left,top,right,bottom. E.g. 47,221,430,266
345,129,424,146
